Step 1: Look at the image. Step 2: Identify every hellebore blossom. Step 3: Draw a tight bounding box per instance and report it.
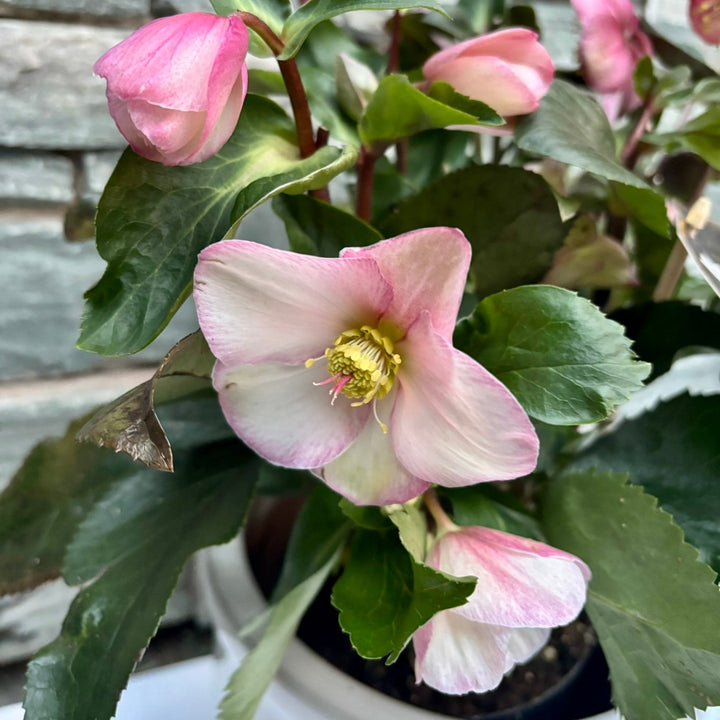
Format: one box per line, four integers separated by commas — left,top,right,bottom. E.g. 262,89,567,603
193,229,539,506
571,0,653,120
95,12,249,166
690,0,720,45
413,526,591,695
422,28,554,120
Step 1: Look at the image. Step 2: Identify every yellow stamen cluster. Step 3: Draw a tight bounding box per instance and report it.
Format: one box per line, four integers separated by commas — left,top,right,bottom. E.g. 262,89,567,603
320,325,402,406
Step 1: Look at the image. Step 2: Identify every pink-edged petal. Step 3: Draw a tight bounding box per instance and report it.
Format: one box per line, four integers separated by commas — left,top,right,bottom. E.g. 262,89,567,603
427,55,540,116
429,527,590,628
580,19,638,92
505,627,551,672
391,312,539,487
317,394,430,506
413,612,511,695
341,228,470,340
126,99,205,157
213,360,370,468
106,93,167,163
194,240,392,366
571,0,637,24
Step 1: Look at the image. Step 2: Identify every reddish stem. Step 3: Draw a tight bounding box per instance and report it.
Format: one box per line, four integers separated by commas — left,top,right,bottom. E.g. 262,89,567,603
387,11,402,75
621,98,656,168
356,147,377,222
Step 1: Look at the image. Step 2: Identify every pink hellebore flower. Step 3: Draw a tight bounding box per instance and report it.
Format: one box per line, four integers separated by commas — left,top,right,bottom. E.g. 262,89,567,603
414,526,591,695
422,28,554,120
690,0,720,45
193,229,539,506
95,12,249,166
571,0,653,120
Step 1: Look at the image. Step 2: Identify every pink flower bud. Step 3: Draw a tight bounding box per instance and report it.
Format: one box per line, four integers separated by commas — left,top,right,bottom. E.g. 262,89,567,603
422,28,554,119
95,12,249,166
571,0,653,119
690,0,720,45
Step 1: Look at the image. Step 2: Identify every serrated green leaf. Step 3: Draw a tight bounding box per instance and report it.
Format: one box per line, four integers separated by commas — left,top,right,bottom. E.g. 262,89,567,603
543,469,720,720
79,96,351,357
516,81,667,235
272,193,381,257
386,503,427,562
332,529,475,663
272,484,350,602
572,394,720,571
359,75,499,149
279,0,448,60
24,440,257,720
381,165,565,298
425,81,503,124
338,498,392,530
76,331,214,472
612,301,720,379
454,285,651,424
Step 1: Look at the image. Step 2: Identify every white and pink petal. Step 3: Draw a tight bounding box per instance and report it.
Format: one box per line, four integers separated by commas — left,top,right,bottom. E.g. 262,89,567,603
194,240,392,366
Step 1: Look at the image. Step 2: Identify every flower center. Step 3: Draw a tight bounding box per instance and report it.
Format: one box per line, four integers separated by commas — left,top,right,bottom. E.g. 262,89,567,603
306,325,402,409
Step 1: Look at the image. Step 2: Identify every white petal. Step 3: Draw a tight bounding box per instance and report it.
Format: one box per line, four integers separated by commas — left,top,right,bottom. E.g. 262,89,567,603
194,240,392,366
213,360,369,468
505,627,551,672
391,312,539,487
413,612,511,695
318,395,430,506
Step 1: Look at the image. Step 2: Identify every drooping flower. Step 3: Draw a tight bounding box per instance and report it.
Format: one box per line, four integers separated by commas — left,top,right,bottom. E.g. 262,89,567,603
95,12,249,166
690,0,720,45
413,526,591,694
571,0,653,120
193,229,539,506
422,28,554,123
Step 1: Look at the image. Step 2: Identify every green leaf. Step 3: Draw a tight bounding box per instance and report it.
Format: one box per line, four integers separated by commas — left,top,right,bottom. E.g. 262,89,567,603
279,0,448,60
219,546,340,720
515,81,667,235
385,503,428,562
0,417,133,595
360,75,500,149
381,165,565,298
543,469,720,720
272,193,381,257
210,0,290,55
332,529,475,663
338,499,393,530
425,81,503,124
647,106,720,171
441,485,544,540
611,301,720,379
79,96,352,357
454,285,651,424
24,440,257,720
572,394,720,572
76,331,214,471
272,484,350,602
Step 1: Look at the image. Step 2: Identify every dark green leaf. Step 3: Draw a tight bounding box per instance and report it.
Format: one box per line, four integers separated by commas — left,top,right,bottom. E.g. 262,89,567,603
24,440,257,720
571,394,720,571
332,529,475,663
272,193,381,257
454,285,651,424
441,485,544,540
516,80,667,235
279,0,448,59
360,75,500,149
79,96,352,356
272,484,350,602
77,331,214,471
381,165,565,298
543,469,720,720
219,546,339,720
338,499,393,530
611,301,720,379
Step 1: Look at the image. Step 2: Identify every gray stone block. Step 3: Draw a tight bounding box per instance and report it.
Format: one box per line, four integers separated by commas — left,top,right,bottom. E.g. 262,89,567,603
151,0,211,15
0,0,148,16
0,20,130,149
0,212,199,381
0,151,74,205
82,151,123,200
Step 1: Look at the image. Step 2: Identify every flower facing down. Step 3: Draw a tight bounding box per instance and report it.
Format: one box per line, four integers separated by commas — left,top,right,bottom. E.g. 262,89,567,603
571,0,653,119
95,12,249,166
422,28,554,120
690,0,720,45
193,229,539,506
414,526,591,695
